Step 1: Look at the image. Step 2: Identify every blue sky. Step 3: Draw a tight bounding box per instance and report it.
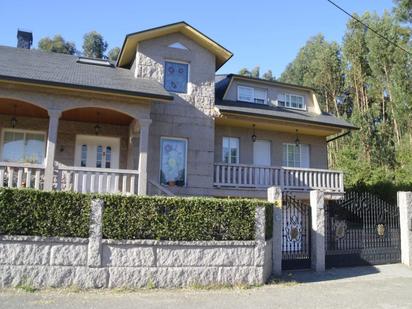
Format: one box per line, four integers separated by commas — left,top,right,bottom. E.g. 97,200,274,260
0,0,394,77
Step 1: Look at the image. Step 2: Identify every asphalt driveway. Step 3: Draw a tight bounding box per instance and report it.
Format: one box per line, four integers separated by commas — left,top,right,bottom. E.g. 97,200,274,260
1,264,412,309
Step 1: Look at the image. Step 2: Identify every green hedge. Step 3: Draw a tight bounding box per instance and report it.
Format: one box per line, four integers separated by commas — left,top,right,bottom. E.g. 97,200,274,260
0,188,91,238
101,195,273,241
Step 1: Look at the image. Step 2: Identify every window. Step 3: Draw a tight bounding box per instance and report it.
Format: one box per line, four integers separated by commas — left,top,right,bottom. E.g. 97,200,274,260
164,61,189,93
282,144,310,168
1,129,45,164
237,86,267,104
105,146,111,168
222,137,239,164
80,144,87,167
96,145,102,168
277,93,305,110
160,137,187,186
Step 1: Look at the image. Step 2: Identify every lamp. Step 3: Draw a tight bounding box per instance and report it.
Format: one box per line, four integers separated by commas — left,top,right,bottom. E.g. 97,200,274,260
295,129,300,147
11,104,17,128
94,112,101,135
252,124,257,143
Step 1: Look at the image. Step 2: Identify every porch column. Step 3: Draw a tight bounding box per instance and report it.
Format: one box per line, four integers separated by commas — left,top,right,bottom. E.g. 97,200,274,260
127,120,139,169
137,119,152,195
310,190,325,272
44,109,61,191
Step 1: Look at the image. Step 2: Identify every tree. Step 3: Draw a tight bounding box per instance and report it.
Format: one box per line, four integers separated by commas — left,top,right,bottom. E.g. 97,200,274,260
280,9,412,194
238,67,251,77
393,0,412,23
38,35,76,55
82,31,108,58
262,70,275,81
250,66,260,78
108,47,120,62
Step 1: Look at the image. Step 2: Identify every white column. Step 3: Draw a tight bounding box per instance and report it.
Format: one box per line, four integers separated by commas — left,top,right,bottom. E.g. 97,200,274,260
137,119,152,195
398,192,412,267
268,186,282,276
44,109,61,191
310,190,325,272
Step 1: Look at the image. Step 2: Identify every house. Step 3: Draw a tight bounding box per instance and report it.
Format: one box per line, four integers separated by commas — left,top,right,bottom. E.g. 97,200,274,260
0,22,356,200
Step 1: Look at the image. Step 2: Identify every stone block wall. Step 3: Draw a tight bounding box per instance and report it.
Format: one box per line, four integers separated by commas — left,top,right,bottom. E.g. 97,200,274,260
0,201,272,288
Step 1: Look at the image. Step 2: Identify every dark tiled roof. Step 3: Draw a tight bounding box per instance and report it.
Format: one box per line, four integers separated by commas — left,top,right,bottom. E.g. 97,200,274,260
0,45,173,100
216,100,358,130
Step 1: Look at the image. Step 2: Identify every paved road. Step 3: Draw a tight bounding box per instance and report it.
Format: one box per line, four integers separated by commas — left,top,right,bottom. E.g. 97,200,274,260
1,264,412,309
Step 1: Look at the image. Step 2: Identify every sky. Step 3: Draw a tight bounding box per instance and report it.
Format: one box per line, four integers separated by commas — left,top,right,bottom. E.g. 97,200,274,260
0,0,395,77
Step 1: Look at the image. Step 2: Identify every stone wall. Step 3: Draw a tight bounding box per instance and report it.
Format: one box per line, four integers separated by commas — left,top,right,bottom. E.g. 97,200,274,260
0,236,271,288
0,201,272,288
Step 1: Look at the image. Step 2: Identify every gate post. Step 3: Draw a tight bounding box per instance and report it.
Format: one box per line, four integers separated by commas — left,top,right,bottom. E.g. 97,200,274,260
310,190,325,272
268,186,282,276
398,192,412,267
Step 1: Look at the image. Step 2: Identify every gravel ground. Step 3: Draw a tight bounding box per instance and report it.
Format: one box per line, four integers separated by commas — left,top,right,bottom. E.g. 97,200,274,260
1,264,412,309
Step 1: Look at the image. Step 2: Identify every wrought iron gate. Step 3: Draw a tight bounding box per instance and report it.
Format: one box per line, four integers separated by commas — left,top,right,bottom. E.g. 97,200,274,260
326,191,401,268
282,194,311,270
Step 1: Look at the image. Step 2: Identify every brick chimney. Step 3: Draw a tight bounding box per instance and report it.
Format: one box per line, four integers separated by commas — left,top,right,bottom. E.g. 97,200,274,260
17,30,33,49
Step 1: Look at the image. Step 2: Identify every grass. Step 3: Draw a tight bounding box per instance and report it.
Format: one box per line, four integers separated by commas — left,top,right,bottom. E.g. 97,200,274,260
15,284,37,293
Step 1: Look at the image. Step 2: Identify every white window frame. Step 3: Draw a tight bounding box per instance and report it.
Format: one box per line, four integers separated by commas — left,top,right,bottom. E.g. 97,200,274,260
159,136,188,187
282,143,310,168
222,137,240,164
163,59,190,94
277,93,306,110
237,86,268,105
0,128,47,164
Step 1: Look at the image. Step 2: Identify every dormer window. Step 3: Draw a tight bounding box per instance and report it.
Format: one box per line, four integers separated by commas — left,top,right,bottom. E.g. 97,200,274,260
277,93,305,110
164,61,189,93
237,86,267,104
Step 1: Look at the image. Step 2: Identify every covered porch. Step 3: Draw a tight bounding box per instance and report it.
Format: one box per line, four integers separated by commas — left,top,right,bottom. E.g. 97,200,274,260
0,97,152,195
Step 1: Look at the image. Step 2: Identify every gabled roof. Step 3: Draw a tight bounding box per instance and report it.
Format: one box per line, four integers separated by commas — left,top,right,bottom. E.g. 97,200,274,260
0,45,173,101
117,21,233,70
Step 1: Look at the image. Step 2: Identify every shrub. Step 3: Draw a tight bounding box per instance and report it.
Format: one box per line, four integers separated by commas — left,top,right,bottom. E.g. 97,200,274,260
0,188,91,238
101,195,273,241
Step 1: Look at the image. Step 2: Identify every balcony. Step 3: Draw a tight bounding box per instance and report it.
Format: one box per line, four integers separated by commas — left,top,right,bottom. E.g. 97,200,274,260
0,162,139,195
214,163,344,193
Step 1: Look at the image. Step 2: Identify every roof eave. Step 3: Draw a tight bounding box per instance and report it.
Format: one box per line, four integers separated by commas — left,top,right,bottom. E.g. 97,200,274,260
215,106,358,131
117,21,233,71
0,75,174,102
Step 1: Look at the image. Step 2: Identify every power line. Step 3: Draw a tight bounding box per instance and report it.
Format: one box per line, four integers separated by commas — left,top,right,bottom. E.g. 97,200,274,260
326,0,412,56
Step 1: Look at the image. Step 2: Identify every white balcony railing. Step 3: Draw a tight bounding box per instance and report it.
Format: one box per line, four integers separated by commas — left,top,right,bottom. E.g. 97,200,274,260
0,162,45,190
214,163,344,193
56,165,139,194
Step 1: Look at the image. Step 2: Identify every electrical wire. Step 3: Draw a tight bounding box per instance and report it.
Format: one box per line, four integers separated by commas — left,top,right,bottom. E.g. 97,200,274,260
326,0,412,56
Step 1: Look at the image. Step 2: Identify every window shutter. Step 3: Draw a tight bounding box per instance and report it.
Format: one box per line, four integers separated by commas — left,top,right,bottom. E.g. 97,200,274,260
300,144,310,168
238,86,254,102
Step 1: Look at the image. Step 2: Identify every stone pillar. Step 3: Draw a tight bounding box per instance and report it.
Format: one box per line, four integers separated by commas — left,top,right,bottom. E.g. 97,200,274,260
127,120,139,170
44,109,61,191
255,206,266,241
137,119,152,195
398,192,412,267
88,199,104,267
310,190,325,272
268,186,282,276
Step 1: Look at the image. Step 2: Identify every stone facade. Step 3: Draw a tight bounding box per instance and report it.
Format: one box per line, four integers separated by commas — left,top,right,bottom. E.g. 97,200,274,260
133,33,216,196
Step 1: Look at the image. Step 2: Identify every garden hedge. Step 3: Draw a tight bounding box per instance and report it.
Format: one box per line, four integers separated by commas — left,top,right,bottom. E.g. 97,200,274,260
100,195,273,241
0,188,274,241
0,188,91,238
